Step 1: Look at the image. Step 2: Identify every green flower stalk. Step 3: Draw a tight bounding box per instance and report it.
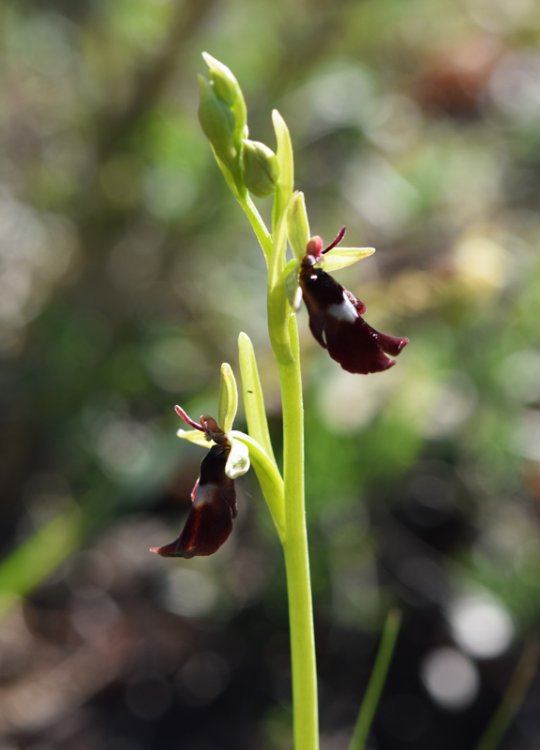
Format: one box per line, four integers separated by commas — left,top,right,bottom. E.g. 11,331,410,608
152,53,409,749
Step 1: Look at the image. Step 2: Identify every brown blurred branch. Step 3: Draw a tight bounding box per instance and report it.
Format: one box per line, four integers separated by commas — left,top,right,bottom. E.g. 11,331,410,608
95,0,216,160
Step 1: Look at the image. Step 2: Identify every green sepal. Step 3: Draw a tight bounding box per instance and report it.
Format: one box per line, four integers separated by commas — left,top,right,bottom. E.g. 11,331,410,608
318,246,375,273
218,362,238,434
176,428,213,448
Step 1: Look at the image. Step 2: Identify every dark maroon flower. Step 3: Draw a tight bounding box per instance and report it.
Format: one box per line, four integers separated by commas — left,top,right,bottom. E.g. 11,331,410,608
299,228,408,374
150,413,238,558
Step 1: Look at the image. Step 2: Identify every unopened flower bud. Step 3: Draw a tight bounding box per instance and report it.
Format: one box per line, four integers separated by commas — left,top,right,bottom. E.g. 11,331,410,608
203,52,241,106
198,75,237,165
242,139,279,197
202,52,247,145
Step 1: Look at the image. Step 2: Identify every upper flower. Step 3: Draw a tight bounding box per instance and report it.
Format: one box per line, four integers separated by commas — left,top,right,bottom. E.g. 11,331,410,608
297,228,409,374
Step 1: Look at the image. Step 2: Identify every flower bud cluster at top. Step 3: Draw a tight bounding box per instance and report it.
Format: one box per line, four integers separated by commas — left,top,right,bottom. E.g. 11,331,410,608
198,53,279,198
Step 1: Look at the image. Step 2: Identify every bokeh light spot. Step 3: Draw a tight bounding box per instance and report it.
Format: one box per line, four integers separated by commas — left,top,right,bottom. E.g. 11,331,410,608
448,594,514,659
421,647,479,710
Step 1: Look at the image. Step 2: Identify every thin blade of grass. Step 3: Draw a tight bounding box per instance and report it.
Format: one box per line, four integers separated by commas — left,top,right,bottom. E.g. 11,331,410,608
473,635,539,750
348,608,402,750
0,508,80,620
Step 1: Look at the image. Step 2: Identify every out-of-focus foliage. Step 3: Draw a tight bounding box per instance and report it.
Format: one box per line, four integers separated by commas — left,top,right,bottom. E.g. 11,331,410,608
1,0,540,748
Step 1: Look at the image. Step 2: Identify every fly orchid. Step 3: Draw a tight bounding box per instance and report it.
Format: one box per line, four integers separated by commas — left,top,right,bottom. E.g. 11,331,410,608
154,53,408,747
297,227,409,374
150,364,251,558
150,410,243,558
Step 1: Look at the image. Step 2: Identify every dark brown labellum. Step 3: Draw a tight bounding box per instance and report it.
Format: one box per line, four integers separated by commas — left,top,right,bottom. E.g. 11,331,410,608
300,260,408,374
150,444,237,558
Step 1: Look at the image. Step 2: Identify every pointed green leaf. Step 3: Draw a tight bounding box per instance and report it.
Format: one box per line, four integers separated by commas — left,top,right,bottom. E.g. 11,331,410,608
238,332,276,462
218,362,238,434
319,246,375,273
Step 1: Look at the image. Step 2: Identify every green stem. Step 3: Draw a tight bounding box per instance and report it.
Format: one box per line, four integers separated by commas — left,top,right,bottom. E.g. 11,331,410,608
236,177,317,748
348,608,402,750
278,318,319,750
210,152,272,262
238,194,273,261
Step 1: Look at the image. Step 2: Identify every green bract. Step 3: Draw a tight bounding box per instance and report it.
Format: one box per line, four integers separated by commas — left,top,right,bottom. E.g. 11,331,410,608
287,191,310,261
237,332,275,461
271,110,294,232
218,362,238,434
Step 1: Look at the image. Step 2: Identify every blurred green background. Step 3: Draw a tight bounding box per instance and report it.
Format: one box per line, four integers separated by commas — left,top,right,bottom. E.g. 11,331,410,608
1,0,540,748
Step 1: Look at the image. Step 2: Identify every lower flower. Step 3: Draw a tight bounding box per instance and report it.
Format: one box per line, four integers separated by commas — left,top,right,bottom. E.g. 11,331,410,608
150,442,237,558
150,409,246,559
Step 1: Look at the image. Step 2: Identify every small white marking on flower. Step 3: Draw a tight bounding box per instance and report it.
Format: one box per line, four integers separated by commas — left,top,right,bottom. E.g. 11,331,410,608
225,439,250,479
327,295,358,323
292,286,303,312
